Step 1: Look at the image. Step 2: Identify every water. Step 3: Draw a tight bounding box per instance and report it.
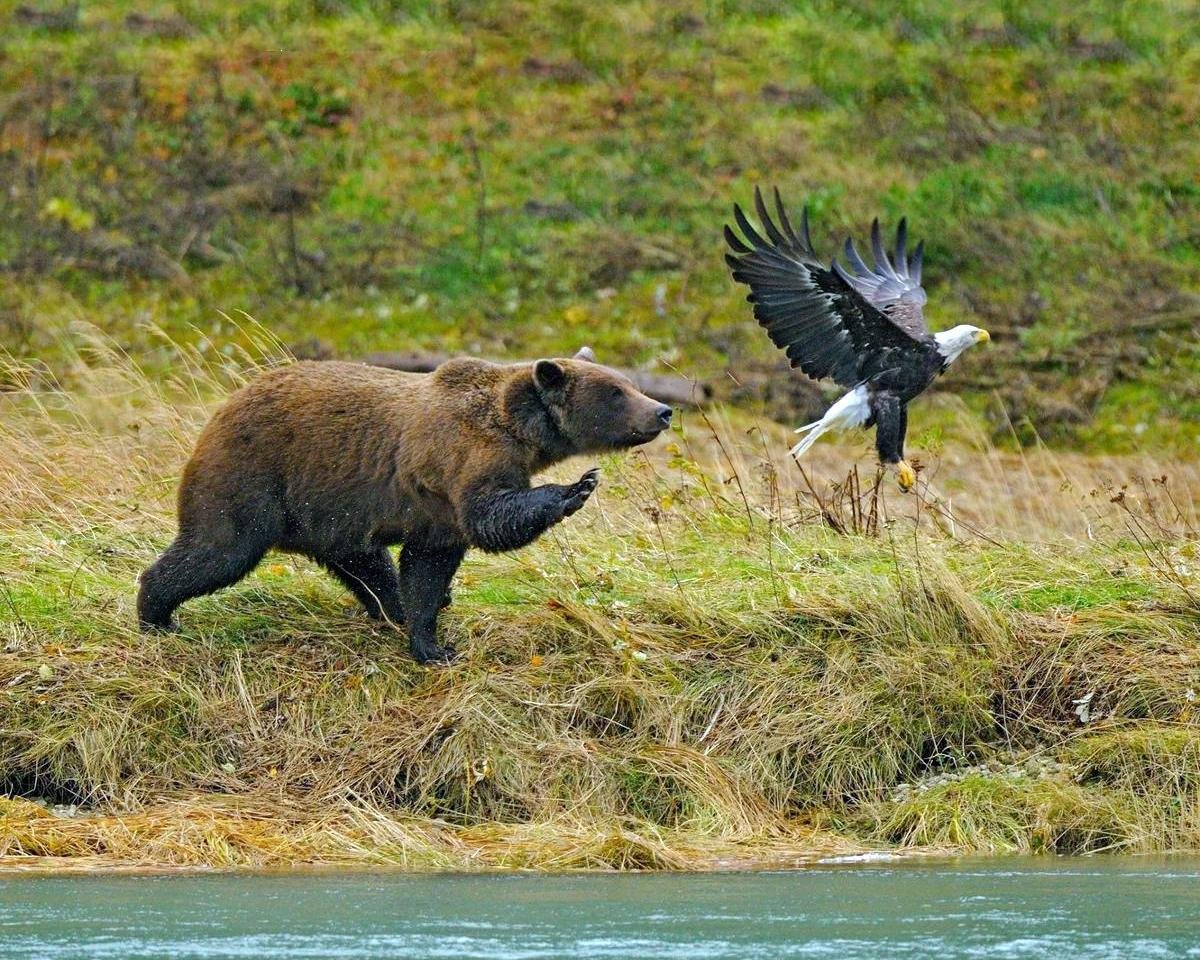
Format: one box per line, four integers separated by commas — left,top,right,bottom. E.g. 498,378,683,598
1,858,1198,959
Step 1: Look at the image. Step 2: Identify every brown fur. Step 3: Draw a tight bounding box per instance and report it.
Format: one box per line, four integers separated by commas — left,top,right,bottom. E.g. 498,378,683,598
137,350,671,662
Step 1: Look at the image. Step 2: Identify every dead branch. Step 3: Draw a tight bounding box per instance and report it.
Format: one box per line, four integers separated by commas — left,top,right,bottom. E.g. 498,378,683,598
358,351,712,408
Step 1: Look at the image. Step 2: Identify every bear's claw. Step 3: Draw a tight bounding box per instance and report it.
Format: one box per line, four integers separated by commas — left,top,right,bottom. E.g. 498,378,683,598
139,616,180,634
412,640,457,665
561,467,600,517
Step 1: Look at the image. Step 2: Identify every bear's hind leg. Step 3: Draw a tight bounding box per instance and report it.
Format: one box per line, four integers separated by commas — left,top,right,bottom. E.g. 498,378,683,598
319,548,406,625
137,534,269,630
398,541,465,664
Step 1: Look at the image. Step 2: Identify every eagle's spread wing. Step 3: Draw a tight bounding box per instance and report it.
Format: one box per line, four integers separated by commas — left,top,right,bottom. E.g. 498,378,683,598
725,188,932,387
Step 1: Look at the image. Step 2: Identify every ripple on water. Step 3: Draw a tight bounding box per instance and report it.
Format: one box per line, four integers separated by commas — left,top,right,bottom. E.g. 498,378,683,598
2,859,1199,960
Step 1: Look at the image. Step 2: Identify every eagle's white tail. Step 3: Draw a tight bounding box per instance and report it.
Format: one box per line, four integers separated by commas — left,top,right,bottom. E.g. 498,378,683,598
790,385,871,458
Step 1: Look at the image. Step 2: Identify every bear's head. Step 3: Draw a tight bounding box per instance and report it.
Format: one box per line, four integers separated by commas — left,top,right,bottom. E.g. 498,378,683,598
532,347,673,454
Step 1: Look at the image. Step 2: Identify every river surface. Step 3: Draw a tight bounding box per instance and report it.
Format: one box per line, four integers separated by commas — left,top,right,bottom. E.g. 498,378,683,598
1,857,1198,959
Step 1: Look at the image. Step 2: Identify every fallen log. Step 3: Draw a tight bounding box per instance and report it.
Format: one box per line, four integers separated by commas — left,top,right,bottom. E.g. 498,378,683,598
359,351,712,407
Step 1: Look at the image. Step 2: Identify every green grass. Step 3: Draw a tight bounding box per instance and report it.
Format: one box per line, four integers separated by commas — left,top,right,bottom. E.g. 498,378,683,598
863,774,1148,855
2,0,1199,453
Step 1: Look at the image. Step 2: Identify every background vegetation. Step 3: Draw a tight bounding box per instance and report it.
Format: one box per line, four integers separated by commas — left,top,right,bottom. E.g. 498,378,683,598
1,0,1198,451
1,1,1198,870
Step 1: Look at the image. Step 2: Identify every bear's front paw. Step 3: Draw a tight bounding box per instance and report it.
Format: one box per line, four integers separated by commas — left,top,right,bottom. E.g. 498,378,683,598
139,615,180,634
408,624,453,662
411,637,457,666
561,468,600,518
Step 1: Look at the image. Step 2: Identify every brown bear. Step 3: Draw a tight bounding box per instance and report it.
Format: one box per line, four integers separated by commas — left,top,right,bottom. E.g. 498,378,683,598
137,347,672,663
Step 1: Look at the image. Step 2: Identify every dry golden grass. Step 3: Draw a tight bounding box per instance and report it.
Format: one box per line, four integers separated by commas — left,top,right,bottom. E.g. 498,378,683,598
0,795,861,873
1,327,1197,871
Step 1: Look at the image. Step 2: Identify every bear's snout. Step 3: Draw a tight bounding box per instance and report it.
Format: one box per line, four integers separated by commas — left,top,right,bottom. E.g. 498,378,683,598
621,399,672,445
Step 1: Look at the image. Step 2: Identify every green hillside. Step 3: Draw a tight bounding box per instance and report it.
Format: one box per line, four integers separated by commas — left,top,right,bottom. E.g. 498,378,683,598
2,0,1198,451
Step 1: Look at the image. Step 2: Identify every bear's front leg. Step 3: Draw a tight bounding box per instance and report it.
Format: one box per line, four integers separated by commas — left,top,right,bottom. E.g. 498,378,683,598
463,469,599,553
398,541,466,664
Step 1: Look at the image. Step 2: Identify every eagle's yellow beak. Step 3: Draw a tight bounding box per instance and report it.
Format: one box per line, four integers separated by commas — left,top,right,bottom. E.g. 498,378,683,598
976,329,991,343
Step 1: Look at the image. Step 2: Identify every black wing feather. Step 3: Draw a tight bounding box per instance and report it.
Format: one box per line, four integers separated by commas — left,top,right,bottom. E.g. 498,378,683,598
754,188,790,249
723,224,751,255
725,190,934,388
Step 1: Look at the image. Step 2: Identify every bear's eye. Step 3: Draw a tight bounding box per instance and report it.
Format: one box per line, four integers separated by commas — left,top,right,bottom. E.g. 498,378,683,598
604,385,624,403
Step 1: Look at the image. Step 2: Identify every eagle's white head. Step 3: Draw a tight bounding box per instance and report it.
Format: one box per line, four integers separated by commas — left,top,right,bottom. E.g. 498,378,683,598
934,324,990,364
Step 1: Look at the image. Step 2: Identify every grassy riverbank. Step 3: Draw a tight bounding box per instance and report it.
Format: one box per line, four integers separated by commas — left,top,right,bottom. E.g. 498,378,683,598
2,337,1197,871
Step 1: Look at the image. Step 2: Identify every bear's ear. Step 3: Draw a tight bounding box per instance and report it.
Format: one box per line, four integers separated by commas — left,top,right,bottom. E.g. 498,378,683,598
533,359,567,393
574,346,596,363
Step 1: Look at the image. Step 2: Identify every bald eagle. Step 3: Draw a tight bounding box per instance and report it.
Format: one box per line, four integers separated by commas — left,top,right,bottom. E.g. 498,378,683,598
725,188,990,491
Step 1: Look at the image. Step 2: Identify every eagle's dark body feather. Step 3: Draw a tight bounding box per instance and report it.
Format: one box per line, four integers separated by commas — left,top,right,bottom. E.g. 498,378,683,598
724,189,962,467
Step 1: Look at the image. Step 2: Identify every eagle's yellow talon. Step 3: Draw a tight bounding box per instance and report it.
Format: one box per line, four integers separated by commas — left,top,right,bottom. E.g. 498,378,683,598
896,460,916,492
